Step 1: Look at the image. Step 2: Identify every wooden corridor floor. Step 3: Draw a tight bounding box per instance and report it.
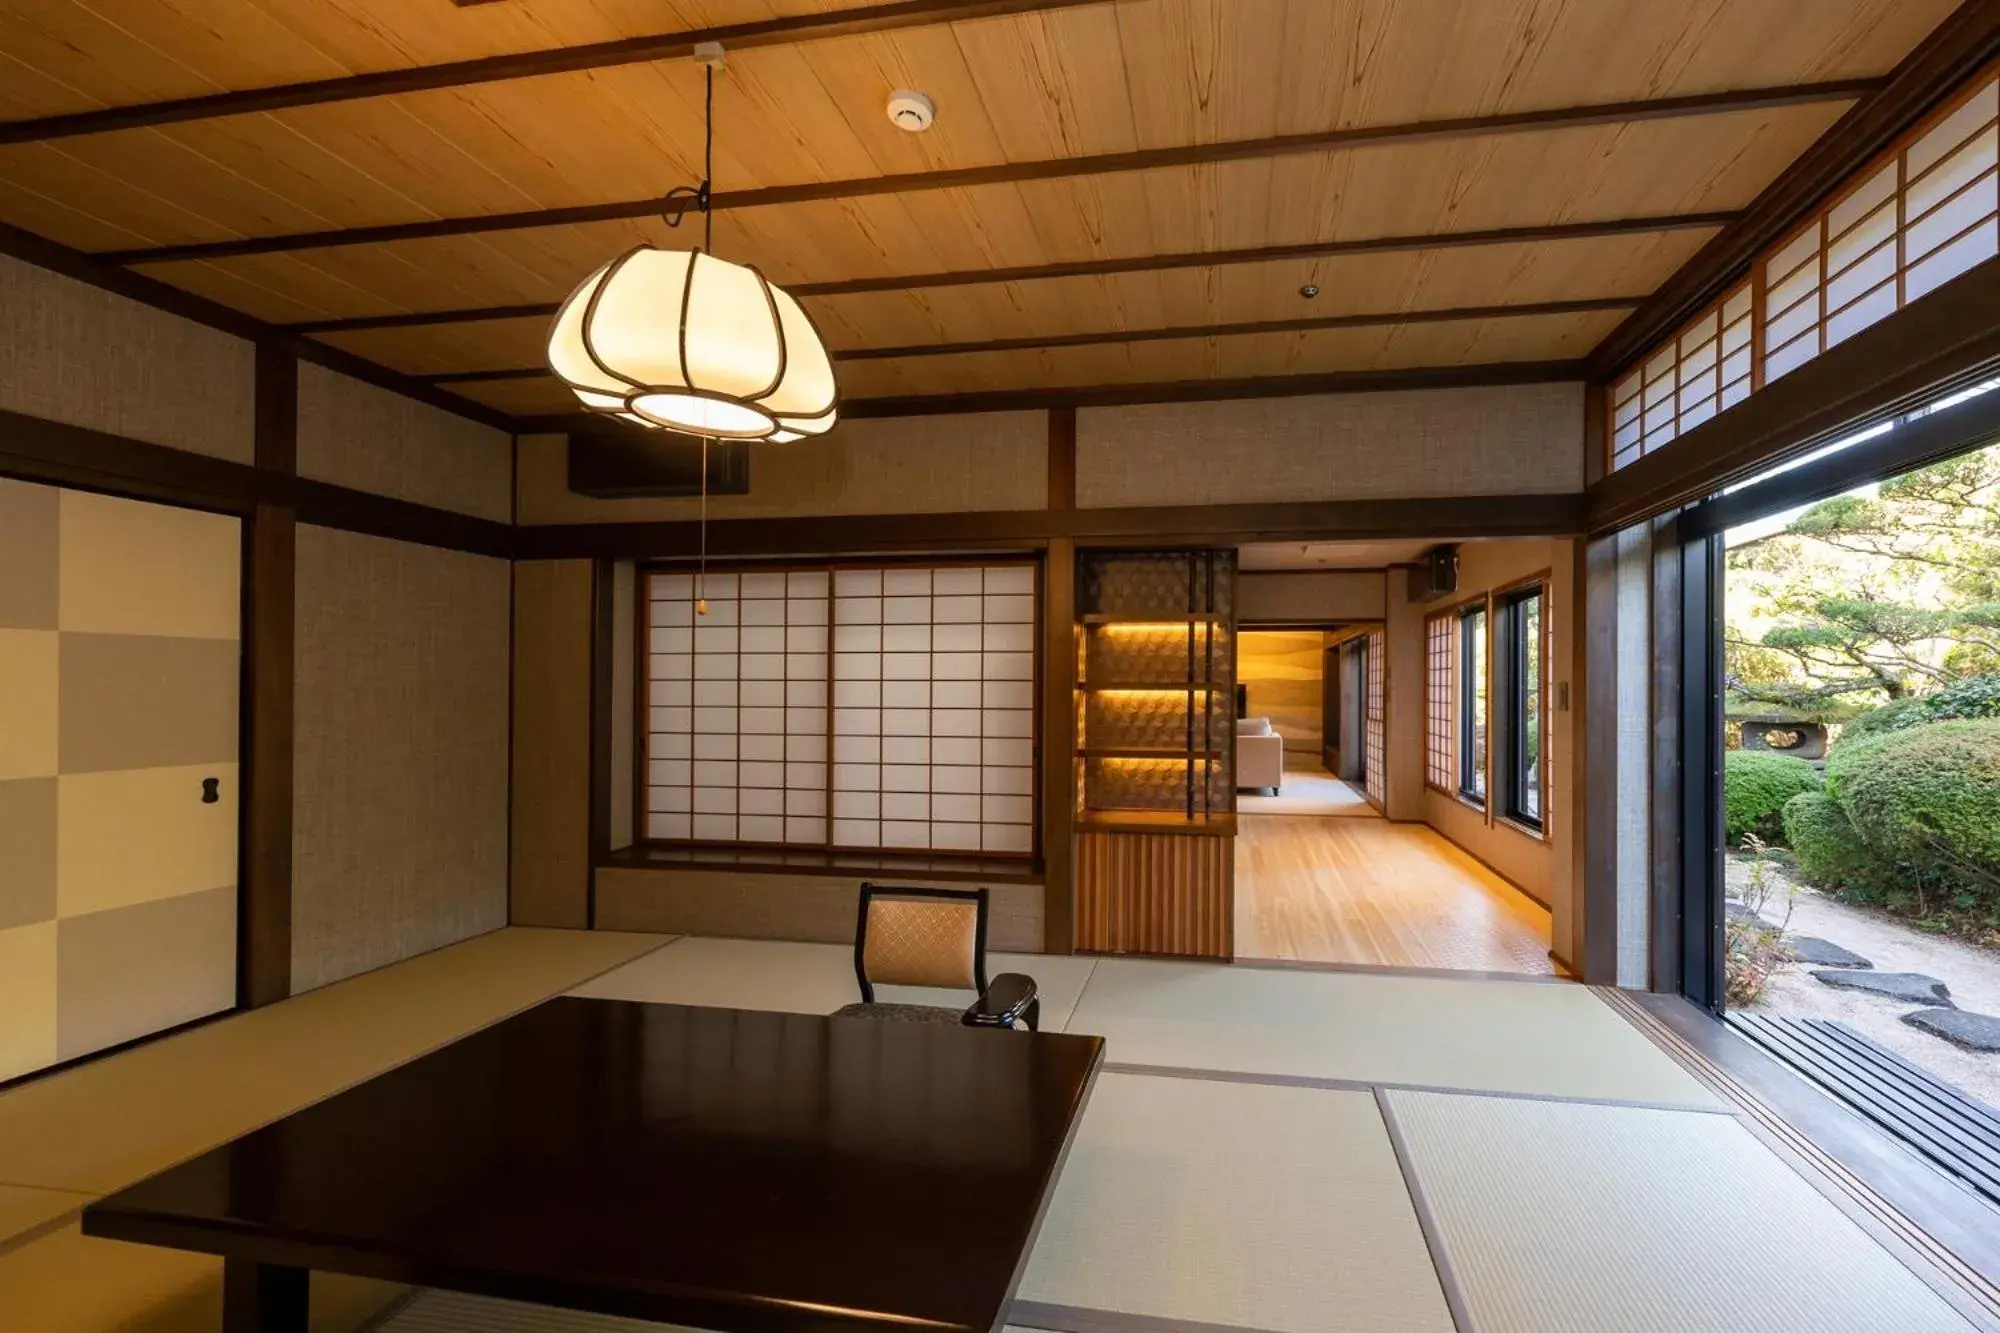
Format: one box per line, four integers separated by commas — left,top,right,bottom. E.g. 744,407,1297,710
1234,810,1556,975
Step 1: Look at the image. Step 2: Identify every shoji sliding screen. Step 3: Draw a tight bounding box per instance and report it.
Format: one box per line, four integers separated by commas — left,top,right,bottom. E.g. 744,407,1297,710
644,562,1037,859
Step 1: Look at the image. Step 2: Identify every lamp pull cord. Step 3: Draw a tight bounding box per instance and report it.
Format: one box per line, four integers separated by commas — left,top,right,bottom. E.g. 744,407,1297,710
695,434,711,616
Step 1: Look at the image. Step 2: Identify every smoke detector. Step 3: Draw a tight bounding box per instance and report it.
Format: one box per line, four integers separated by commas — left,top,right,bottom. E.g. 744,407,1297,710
887,90,936,133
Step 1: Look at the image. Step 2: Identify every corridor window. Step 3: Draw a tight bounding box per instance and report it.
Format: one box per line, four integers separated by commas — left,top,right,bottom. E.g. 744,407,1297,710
1458,604,1488,805
644,561,1037,857
1424,613,1456,791
1364,631,1385,799
1501,586,1547,830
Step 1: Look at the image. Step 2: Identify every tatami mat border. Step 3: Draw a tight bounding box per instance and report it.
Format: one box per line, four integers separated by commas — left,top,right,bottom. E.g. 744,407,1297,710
1373,1088,1475,1333
1098,1061,1741,1116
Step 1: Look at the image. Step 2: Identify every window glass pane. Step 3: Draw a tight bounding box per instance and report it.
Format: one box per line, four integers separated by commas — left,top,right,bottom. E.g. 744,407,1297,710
1519,593,1543,824
1460,609,1486,802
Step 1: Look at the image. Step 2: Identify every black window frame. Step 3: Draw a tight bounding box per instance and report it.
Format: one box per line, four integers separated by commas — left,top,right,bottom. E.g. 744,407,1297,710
1497,584,1547,832
1456,603,1487,806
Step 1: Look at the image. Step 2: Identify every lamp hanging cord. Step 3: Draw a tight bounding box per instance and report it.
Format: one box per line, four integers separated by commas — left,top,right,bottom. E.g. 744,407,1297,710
695,435,711,616
662,60,717,254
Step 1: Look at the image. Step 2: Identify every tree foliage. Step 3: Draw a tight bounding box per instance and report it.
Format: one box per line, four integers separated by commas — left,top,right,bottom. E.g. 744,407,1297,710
1726,440,2000,718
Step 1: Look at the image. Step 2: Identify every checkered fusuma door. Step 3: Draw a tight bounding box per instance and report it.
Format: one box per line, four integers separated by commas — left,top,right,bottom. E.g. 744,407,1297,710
0,480,241,1083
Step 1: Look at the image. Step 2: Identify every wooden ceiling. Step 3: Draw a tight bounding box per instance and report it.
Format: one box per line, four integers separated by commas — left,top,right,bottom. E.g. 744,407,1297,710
0,0,1970,423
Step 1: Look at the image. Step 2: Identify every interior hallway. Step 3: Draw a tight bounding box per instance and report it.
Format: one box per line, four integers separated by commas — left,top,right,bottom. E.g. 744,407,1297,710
1234,790,1556,976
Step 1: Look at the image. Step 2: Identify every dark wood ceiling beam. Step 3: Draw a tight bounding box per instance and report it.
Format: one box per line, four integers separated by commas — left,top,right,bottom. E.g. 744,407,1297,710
420,297,1640,384
0,0,1112,146
104,82,1876,267
1586,0,2000,379
510,359,1587,430
286,214,1732,335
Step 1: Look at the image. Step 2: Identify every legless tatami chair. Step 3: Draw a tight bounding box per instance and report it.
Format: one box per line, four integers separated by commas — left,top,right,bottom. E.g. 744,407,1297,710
834,884,1040,1030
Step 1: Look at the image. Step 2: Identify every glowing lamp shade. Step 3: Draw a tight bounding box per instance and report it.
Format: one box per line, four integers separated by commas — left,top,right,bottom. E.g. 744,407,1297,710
548,246,837,440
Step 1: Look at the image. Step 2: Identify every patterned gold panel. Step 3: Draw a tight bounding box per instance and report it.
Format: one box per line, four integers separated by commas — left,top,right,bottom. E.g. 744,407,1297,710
862,897,979,990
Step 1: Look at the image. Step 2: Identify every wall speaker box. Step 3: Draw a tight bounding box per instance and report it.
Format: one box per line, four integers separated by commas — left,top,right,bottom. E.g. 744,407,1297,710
566,419,751,498
1406,545,1459,603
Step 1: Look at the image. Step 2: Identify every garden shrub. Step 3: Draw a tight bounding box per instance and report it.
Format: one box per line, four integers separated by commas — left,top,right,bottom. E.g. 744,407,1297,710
1915,674,2000,724
1840,697,1927,740
1829,719,2000,887
1782,791,1894,896
1724,750,1822,846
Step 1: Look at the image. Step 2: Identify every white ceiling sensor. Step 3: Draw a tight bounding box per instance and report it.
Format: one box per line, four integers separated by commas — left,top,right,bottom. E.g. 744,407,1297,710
887,90,936,133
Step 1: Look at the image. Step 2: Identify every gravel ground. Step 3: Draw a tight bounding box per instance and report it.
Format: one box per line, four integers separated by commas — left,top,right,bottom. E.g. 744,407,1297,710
1727,855,2000,1108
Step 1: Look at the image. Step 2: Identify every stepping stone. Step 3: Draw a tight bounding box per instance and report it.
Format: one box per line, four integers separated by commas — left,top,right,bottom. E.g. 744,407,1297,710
1902,1008,2000,1052
1726,902,1769,926
1783,935,1872,969
1811,970,1952,1005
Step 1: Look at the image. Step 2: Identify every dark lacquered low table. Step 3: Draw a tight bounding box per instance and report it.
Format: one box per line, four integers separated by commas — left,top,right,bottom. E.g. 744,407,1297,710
83,998,1104,1333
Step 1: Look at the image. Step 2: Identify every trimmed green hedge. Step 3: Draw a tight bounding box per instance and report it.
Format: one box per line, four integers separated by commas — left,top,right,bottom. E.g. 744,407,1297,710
1829,719,2000,879
1841,697,1927,741
1724,750,1822,846
1782,791,1894,895
1841,676,2000,741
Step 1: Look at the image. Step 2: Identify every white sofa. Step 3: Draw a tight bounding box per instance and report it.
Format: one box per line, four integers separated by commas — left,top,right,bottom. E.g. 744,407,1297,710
1236,717,1284,793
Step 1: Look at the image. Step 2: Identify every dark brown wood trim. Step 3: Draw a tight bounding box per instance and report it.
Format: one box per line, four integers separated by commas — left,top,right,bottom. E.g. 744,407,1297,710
285,214,1738,335
595,848,1045,886
101,85,1876,265
240,501,295,1008
1047,408,1077,512
0,219,513,433
1040,537,1077,953
426,301,1640,385
1587,255,2000,533
514,492,1587,561
0,0,1113,146
253,345,298,473
1586,5,2000,379
1582,371,1608,489
485,359,1590,432
287,476,514,558
0,406,516,558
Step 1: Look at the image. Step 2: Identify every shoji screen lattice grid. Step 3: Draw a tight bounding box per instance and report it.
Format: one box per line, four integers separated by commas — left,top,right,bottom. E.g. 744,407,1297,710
645,563,1037,856
1364,631,1386,799
1424,615,1456,792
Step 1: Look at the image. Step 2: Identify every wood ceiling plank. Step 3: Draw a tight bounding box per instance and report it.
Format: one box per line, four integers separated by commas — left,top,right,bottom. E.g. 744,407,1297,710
832,307,1626,395
315,315,555,376
4,0,1922,257
110,105,1836,327
0,0,863,119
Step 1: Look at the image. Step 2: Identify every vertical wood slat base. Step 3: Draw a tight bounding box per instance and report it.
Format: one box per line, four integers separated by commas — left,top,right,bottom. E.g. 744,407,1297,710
1074,828,1233,958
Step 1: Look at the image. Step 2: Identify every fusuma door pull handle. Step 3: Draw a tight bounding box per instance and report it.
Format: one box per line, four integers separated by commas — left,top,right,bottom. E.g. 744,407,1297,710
202,777,220,804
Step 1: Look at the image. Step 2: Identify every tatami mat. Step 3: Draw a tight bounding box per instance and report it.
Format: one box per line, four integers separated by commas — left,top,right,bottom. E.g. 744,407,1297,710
1017,1071,1454,1333
571,935,1101,1031
1063,960,1725,1107
377,1289,1057,1333
1383,1089,1979,1333
0,927,670,1198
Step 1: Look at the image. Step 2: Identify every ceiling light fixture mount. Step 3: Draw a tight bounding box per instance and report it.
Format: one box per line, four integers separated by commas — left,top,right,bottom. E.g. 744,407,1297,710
545,44,839,445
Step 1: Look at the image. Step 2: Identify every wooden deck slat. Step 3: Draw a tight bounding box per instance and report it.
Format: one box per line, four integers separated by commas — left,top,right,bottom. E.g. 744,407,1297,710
1728,1013,2000,1205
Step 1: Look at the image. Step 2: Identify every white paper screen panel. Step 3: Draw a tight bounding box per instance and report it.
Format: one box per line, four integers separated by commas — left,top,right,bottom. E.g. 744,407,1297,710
646,563,1036,856
1608,64,2000,473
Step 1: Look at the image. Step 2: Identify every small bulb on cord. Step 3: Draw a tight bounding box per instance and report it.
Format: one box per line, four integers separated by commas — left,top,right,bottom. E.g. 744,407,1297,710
697,599,710,616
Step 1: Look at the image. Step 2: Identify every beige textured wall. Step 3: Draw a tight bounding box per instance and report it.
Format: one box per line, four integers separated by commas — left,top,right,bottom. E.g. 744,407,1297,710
594,866,1042,951
291,526,511,992
1237,631,1325,756
0,253,253,462
1238,571,1387,622
510,560,593,928
1076,384,1585,509
297,364,512,521
515,412,1046,524
1411,537,1580,956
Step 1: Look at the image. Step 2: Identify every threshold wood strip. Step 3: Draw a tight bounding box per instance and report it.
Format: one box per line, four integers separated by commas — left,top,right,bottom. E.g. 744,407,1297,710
101,84,1877,265
0,0,1113,146
286,216,1734,335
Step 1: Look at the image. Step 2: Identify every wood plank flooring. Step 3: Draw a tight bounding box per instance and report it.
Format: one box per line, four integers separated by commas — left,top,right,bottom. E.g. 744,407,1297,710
1234,810,1555,975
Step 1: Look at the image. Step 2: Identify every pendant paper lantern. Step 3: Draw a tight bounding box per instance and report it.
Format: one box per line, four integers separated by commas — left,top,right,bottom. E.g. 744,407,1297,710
548,245,838,440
